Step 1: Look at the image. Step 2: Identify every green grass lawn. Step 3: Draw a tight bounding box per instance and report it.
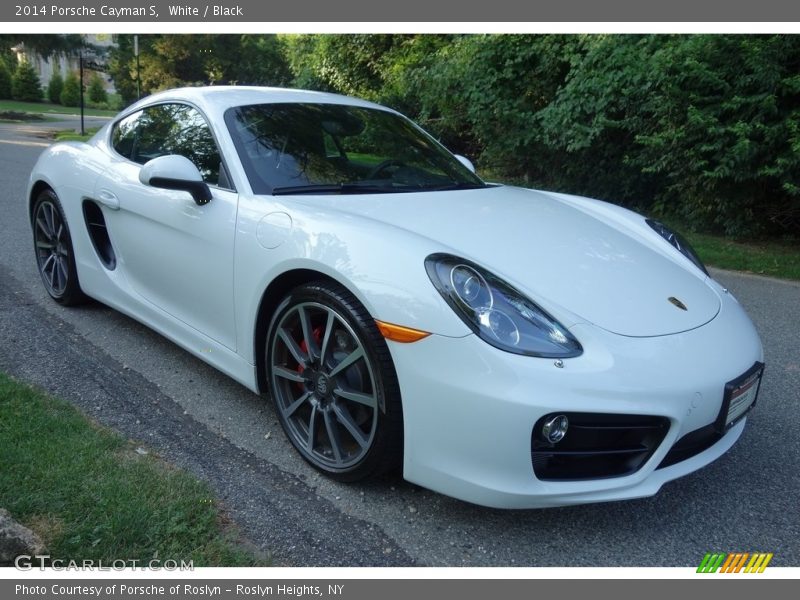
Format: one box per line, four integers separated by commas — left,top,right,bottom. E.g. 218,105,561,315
684,231,800,281
0,99,117,118
0,371,264,566
53,127,101,142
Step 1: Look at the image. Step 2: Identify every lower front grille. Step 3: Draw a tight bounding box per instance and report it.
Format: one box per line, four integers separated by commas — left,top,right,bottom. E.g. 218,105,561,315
656,424,722,469
531,413,670,481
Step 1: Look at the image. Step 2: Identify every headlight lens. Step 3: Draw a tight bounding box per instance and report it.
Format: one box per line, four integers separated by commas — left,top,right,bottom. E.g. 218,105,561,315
646,219,708,276
425,254,583,358
450,264,493,310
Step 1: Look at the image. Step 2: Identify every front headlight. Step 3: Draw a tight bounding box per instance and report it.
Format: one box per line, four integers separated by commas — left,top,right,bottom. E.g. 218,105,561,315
425,254,583,358
646,219,708,276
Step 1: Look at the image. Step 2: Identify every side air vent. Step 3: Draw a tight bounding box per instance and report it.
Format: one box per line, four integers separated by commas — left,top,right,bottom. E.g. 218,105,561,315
82,200,116,270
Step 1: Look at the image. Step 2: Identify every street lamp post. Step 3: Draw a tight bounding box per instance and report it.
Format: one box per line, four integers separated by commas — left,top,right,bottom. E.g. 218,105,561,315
79,48,85,136
134,34,140,100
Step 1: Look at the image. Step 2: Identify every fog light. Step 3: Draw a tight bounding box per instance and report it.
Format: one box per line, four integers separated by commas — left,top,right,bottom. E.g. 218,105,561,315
542,414,569,443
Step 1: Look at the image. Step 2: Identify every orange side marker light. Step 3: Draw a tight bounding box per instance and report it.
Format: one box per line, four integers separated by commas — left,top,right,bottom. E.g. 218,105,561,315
375,320,431,343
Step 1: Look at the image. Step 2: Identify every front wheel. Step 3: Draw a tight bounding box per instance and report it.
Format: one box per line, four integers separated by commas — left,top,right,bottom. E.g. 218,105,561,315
266,281,403,481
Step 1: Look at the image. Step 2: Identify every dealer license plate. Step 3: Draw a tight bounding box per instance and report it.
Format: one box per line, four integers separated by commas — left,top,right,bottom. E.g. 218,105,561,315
723,363,764,430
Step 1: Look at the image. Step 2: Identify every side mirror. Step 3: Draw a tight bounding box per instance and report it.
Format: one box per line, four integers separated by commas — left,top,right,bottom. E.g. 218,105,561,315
139,155,212,206
454,154,476,174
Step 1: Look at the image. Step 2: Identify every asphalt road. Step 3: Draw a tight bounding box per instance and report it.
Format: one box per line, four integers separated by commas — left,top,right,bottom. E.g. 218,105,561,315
1,122,798,567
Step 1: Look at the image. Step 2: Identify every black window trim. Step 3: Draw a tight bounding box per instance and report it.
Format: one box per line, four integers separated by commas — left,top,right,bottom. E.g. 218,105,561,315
107,99,237,193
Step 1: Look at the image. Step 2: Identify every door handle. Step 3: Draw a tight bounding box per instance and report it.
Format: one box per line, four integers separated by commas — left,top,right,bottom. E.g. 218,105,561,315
96,189,120,210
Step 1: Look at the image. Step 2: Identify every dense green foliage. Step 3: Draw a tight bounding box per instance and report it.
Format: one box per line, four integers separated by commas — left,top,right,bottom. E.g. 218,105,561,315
11,60,41,102
534,35,800,237
107,34,292,105
107,34,138,104
47,70,63,104
87,72,107,104
0,34,84,59
101,34,800,237
0,62,11,99
60,71,80,107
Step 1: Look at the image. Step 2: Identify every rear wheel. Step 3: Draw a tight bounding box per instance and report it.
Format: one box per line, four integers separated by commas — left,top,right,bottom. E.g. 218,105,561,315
266,281,403,481
32,189,87,306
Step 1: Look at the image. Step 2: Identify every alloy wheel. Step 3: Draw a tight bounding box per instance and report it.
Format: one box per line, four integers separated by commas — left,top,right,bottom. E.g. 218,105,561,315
34,199,71,298
270,301,380,471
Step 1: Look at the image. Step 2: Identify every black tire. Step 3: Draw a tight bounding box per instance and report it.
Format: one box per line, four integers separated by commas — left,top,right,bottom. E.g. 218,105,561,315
32,189,88,306
266,280,403,482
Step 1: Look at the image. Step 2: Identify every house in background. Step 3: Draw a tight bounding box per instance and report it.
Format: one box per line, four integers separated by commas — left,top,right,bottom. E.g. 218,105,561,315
11,34,116,94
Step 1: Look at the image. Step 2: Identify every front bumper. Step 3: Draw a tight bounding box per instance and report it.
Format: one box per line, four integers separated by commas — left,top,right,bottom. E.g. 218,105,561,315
390,285,763,508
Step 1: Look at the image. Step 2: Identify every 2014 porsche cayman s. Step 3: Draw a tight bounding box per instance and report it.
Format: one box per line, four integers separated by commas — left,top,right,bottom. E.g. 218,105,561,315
28,86,764,508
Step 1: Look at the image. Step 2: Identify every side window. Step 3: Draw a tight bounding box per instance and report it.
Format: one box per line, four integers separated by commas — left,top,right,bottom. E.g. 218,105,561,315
112,103,227,188
111,110,141,159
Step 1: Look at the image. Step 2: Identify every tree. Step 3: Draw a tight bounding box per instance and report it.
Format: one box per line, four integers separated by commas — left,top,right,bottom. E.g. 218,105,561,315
281,34,396,98
106,34,139,106
232,35,292,86
0,34,84,59
11,60,42,102
537,35,800,235
60,71,80,107
87,72,107,104
47,70,64,104
0,47,15,74
0,62,11,99
108,34,293,105
403,35,582,177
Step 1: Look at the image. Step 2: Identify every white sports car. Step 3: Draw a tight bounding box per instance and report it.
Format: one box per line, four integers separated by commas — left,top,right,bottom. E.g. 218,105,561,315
27,86,764,508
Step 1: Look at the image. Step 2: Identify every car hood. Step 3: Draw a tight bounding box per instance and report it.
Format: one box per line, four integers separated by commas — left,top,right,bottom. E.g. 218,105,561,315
298,185,720,337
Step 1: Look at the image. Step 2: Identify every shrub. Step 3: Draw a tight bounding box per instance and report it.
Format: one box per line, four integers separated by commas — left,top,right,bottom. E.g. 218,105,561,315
60,71,81,107
87,72,107,104
11,60,42,102
47,70,64,104
0,63,11,99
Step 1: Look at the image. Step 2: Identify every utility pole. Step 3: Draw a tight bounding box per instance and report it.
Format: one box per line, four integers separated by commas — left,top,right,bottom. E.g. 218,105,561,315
79,48,85,136
134,34,140,100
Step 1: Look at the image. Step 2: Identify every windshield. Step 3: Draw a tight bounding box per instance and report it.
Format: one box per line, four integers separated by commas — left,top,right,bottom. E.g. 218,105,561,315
224,103,486,195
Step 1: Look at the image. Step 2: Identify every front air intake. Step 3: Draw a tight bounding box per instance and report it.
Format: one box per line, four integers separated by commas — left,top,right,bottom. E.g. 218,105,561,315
656,424,722,470
531,413,670,481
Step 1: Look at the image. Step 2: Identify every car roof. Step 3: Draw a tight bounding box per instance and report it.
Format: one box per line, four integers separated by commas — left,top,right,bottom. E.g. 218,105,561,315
122,86,393,119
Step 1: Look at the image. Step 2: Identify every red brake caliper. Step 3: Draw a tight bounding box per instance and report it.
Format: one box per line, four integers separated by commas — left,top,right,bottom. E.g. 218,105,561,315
295,325,324,391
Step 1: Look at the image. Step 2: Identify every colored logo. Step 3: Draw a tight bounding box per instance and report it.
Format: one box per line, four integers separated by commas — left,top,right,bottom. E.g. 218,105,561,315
697,552,773,573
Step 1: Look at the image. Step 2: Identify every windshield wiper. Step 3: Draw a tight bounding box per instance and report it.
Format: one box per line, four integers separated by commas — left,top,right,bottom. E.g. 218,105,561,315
423,182,488,192
272,181,489,196
272,182,414,195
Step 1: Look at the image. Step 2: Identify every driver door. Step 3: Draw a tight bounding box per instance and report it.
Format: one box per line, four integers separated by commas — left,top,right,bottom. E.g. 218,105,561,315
97,103,238,351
